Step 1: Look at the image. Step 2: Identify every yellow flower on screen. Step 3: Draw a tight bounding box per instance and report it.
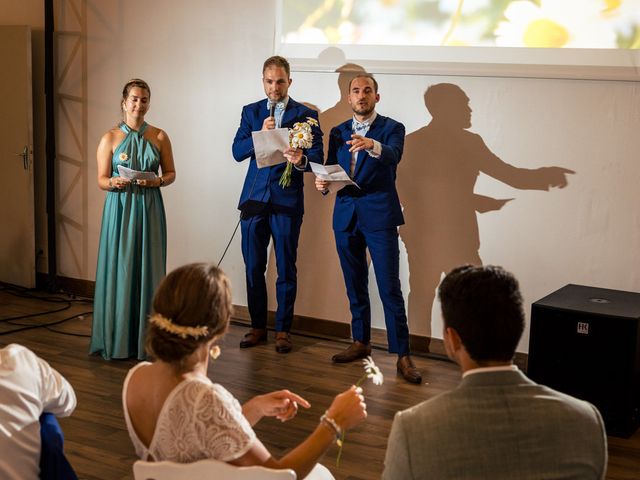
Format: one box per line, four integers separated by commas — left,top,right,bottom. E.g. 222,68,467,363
495,0,617,48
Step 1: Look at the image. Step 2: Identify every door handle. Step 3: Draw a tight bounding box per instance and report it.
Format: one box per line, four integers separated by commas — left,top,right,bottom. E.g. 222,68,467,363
15,145,30,170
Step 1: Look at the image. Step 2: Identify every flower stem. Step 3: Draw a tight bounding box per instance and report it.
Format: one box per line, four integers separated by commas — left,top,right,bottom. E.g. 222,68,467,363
279,162,293,188
336,373,368,466
336,431,346,467
441,0,464,46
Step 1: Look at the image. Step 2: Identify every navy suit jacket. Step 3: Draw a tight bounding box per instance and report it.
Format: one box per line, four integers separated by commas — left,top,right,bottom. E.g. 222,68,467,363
232,98,323,216
327,115,405,232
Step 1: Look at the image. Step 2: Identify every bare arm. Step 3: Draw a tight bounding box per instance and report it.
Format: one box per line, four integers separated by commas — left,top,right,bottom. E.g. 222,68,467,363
156,129,176,186
96,131,129,191
242,389,310,426
136,129,176,188
232,386,367,479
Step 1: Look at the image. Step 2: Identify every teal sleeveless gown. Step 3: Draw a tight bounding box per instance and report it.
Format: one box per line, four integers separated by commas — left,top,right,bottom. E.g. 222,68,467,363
90,122,167,359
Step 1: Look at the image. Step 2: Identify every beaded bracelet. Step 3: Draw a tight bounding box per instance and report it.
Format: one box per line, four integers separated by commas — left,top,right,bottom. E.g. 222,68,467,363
320,411,342,439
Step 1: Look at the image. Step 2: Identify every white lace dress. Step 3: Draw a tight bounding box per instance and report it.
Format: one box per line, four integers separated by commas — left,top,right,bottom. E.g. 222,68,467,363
122,362,257,463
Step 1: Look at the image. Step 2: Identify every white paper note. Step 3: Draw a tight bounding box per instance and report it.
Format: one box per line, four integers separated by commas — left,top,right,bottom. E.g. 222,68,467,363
310,163,359,193
251,128,290,168
117,165,157,181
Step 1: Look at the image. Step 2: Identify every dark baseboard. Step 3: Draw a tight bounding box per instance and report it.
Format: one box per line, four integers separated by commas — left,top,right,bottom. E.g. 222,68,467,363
27,278,528,369
231,304,528,367
231,307,447,359
231,305,352,340
36,273,95,299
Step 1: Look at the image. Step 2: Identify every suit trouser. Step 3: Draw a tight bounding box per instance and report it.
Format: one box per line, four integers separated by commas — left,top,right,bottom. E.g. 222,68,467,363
335,222,410,356
241,212,302,332
40,413,78,480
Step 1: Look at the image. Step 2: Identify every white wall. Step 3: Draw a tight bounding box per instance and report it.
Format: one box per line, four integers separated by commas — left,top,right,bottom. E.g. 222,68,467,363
58,0,640,353
85,0,277,294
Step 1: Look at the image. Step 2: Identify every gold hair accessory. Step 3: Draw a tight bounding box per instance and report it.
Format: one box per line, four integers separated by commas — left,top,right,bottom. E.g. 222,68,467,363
209,345,221,360
150,314,209,339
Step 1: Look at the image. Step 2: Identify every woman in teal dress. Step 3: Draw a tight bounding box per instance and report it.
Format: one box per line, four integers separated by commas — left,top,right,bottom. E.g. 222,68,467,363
90,79,176,360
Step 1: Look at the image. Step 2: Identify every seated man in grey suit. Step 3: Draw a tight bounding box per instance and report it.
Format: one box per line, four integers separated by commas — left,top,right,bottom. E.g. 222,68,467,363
383,265,607,480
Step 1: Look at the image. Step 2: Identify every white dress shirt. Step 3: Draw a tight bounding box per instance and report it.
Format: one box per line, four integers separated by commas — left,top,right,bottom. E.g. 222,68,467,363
0,344,77,480
350,111,382,176
462,364,518,378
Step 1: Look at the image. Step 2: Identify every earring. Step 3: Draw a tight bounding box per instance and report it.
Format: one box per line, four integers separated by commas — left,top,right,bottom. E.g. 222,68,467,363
209,345,221,360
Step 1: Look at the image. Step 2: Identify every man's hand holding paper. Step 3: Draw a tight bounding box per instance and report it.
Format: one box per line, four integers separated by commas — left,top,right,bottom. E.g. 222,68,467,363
311,163,359,194
251,128,290,168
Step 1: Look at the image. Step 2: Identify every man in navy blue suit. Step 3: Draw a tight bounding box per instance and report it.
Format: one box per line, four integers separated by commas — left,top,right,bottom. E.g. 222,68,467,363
232,56,323,353
315,73,421,383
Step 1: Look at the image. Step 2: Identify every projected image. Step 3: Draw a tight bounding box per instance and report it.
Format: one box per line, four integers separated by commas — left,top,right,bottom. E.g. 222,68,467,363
281,0,640,49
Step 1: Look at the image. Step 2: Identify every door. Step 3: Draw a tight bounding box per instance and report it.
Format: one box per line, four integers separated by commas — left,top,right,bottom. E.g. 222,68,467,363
0,26,35,287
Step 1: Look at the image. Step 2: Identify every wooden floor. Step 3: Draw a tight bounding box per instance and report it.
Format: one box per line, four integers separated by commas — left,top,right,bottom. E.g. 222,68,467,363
0,286,639,479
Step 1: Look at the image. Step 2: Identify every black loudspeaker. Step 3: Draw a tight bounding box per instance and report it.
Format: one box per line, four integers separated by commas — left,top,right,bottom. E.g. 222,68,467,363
528,284,640,438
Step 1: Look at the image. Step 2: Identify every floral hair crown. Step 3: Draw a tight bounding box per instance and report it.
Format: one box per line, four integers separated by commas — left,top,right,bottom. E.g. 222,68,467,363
149,314,209,339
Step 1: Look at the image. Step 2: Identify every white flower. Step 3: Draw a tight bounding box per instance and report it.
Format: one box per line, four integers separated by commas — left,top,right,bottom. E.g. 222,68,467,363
292,121,312,132
290,130,312,149
362,356,384,386
289,122,313,149
119,152,128,161
334,354,383,467
495,0,617,48
280,117,316,188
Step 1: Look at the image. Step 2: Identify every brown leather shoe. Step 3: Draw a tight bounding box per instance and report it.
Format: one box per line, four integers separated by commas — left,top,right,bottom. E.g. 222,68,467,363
397,355,422,384
332,341,372,363
239,328,267,348
275,332,292,353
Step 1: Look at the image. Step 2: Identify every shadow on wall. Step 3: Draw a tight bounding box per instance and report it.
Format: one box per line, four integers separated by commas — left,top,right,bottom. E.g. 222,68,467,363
267,59,368,326
398,83,575,338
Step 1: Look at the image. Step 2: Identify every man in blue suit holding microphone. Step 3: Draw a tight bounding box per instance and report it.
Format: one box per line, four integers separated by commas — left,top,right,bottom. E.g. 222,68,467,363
315,73,421,383
232,56,323,353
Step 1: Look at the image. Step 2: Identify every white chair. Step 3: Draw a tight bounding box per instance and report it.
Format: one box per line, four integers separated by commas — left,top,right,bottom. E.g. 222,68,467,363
133,459,296,480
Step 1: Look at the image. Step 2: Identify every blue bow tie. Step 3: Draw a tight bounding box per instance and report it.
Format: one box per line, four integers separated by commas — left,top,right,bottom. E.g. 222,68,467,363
353,120,369,134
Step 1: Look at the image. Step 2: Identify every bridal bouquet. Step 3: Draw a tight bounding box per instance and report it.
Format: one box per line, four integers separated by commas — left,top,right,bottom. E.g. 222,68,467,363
279,116,318,188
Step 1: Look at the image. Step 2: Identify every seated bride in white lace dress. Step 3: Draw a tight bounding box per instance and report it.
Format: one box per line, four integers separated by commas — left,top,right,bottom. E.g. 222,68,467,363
122,263,367,480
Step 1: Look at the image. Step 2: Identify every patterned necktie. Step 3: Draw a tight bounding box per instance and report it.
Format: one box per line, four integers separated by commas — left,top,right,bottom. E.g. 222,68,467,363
350,120,369,176
274,102,285,128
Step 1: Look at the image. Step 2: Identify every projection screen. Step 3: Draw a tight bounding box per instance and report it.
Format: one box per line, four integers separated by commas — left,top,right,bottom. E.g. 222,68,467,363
276,0,640,80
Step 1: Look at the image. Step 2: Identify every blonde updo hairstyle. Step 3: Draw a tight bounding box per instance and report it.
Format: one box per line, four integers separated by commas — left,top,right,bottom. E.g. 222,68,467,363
146,263,232,371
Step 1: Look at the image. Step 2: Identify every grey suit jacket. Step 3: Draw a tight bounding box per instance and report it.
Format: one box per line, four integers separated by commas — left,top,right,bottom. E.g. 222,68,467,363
382,369,607,480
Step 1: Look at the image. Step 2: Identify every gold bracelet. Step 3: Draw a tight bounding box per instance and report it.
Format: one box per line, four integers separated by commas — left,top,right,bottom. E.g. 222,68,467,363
320,411,342,439
108,177,113,189
159,176,165,187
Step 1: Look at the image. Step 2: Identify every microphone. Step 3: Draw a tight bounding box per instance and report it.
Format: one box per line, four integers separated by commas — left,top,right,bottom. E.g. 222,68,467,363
269,100,276,118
